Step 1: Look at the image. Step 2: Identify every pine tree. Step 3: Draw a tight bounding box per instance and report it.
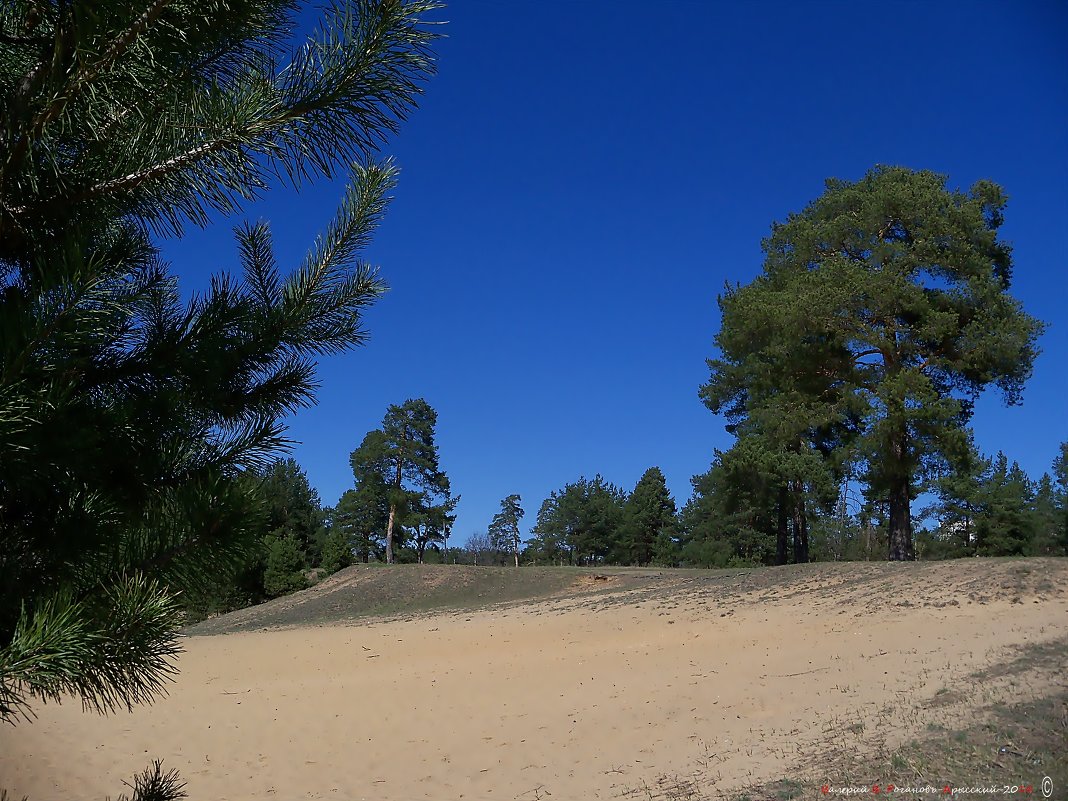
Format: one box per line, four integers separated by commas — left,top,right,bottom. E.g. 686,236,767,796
621,468,676,566
258,459,326,566
681,443,781,567
488,494,525,567
530,477,626,565
975,454,1035,556
349,399,448,563
343,432,396,562
703,166,1043,561
411,488,457,563
527,492,570,565
0,0,440,757
928,437,991,557
1029,474,1061,556
263,534,307,597
1054,443,1068,554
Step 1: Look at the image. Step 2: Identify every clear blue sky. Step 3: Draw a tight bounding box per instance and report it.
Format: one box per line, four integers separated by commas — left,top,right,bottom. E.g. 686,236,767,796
162,0,1068,541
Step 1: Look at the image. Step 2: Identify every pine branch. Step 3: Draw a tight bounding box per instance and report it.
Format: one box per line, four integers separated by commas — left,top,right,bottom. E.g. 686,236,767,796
113,759,188,801
6,1,441,235
0,575,183,723
27,0,172,146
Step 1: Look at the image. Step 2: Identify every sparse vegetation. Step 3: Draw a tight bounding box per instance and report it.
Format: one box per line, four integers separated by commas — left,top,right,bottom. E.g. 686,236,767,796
0,2,1063,801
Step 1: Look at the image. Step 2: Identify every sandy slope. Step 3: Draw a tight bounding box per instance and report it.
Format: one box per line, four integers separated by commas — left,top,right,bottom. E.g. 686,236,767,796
3,560,1066,800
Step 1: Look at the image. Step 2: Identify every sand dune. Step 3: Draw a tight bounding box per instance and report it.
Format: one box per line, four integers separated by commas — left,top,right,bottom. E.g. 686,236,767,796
3,559,1066,800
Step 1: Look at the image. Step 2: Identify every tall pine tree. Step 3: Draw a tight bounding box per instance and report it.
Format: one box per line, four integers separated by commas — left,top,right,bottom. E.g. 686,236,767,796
703,166,1043,561
349,399,448,563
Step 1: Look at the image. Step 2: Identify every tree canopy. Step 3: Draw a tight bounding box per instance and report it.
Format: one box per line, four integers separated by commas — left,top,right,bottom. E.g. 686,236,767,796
702,166,1044,561
621,468,676,566
526,476,627,565
348,398,449,563
488,494,524,567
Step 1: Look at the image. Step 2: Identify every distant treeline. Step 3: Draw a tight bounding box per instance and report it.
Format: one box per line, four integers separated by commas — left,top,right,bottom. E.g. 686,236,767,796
518,445,1067,568
188,436,1067,619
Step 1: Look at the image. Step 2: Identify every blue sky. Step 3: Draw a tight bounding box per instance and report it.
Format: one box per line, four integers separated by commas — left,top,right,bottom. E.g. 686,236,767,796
163,0,1068,541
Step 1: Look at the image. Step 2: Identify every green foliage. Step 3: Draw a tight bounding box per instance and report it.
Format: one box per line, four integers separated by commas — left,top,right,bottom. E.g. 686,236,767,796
333,483,389,562
1028,474,1061,556
488,494,524,566
318,526,354,576
0,0,440,731
259,459,326,565
621,468,677,565
178,458,330,618
925,443,1068,558
650,529,680,567
348,398,449,563
682,444,778,567
1054,443,1068,553
0,574,182,723
701,166,1044,561
114,760,187,801
974,454,1035,557
409,489,458,563
528,476,627,565
926,438,989,558
681,439,835,567
263,535,307,598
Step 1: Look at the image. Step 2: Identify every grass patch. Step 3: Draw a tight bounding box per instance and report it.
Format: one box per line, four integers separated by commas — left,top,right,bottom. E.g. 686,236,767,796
186,557,1068,636
624,635,1068,801
722,639,1068,801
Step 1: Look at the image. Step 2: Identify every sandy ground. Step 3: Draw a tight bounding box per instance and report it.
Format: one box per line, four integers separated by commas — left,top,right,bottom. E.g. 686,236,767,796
3,562,1067,800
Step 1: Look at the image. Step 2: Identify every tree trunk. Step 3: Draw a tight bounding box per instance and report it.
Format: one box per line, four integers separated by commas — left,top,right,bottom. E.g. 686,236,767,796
887,432,915,561
385,454,403,565
385,502,396,564
776,485,789,566
791,481,809,564
887,475,914,560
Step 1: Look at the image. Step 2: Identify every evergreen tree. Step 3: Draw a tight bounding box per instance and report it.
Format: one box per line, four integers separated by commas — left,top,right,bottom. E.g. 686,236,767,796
318,524,354,577
927,438,991,557
411,487,457,563
681,443,780,567
0,0,439,750
650,528,680,567
488,494,525,567
621,468,676,566
975,453,1035,556
342,432,395,561
703,166,1043,561
258,459,326,566
529,477,626,565
1054,443,1068,553
526,491,570,565
1029,474,1061,556
263,534,306,597
348,399,448,563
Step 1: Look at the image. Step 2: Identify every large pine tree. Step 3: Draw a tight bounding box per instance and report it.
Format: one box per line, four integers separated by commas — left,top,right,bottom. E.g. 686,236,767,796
703,166,1043,561
349,398,448,563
